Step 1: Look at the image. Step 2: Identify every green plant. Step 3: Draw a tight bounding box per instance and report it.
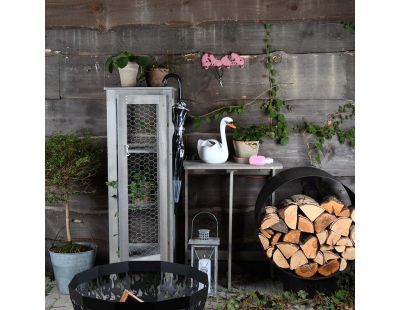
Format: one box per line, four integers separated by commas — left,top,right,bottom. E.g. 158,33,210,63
105,51,149,81
45,131,102,250
341,21,355,32
191,24,291,145
300,101,355,164
129,172,156,204
233,124,274,142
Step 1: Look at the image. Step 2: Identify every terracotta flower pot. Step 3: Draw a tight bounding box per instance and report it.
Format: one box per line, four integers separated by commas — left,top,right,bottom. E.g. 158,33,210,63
118,62,139,86
146,68,170,86
233,140,260,158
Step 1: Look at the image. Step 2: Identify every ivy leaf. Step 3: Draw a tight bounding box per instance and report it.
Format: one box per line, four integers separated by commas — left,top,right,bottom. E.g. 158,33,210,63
275,99,283,109
266,63,273,69
116,57,129,69
193,117,200,128
270,69,277,76
268,110,277,118
279,136,289,145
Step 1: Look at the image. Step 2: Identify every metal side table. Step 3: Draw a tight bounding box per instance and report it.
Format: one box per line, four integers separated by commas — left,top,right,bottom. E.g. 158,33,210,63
183,160,283,290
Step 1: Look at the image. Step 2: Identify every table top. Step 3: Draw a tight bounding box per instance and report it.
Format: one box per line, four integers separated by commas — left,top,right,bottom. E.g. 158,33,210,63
183,160,283,170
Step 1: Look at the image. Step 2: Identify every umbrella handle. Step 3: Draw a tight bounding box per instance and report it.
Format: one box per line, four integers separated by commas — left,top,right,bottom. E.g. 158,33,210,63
162,73,182,102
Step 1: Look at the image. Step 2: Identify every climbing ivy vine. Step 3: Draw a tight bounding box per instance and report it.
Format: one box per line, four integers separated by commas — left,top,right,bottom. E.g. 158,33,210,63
299,101,355,164
189,23,355,163
190,24,291,145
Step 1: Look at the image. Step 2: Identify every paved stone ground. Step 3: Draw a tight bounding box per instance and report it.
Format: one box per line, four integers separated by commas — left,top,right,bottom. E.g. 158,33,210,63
45,274,312,309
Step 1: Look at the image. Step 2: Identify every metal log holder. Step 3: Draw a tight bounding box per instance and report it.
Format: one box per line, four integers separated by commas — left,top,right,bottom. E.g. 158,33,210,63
254,167,355,295
69,261,208,310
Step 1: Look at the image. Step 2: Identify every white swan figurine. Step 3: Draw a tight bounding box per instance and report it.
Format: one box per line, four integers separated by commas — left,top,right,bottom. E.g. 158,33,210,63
197,117,236,164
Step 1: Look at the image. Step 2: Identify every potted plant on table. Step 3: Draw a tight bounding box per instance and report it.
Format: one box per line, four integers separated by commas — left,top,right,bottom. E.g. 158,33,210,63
145,62,171,87
232,124,270,162
106,51,148,86
45,131,102,294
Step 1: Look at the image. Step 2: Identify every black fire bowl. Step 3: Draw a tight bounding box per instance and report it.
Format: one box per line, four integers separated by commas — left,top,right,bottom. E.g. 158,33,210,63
69,261,208,310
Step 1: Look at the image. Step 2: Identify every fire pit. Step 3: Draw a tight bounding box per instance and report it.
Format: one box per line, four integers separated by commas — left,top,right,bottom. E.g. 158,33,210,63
254,167,355,293
69,261,208,310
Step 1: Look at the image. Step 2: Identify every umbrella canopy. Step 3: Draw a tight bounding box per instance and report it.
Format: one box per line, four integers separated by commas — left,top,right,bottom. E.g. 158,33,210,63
162,74,189,203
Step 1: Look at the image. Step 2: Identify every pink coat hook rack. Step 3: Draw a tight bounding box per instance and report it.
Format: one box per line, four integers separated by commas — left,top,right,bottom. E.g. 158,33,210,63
201,52,245,87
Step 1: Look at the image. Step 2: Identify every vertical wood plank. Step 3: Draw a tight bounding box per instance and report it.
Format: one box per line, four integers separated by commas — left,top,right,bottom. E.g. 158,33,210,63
106,90,119,263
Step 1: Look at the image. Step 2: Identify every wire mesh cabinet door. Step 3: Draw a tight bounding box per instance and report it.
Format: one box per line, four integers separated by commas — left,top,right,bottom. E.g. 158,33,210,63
106,88,175,263
117,94,169,261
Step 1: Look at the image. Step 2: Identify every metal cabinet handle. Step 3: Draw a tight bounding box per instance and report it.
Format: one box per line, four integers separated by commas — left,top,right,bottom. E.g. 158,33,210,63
125,144,130,157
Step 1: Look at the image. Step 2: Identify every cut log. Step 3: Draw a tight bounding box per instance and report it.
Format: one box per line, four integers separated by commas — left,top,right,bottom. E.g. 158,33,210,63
323,250,340,262
273,249,290,269
330,218,352,236
265,206,278,214
339,258,347,271
290,250,308,270
334,245,346,253
291,195,319,206
280,198,295,207
261,229,272,239
320,245,334,251
318,259,340,276
338,207,350,218
278,204,298,230
283,230,301,244
342,247,355,260
297,215,314,233
271,232,282,246
350,225,355,244
300,236,318,259
295,262,318,278
270,219,289,234
258,234,270,250
266,229,274,236
336,237,353,247
266,247,274,258
316,230,328,245
314,213,337,233
261,213,280,230
299,204,325,222
276,243,300,259
314,251,324,265
326,230,341,245
320,196,344,215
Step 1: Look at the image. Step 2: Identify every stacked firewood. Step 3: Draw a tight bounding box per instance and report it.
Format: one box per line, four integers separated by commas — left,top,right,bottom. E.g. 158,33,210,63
258,195,355,278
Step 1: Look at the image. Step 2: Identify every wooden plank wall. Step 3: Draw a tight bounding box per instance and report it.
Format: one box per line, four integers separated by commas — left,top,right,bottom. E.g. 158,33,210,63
45,2,355,271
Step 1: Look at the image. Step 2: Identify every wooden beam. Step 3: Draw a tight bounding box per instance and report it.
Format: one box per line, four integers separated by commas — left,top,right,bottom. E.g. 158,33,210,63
45,21,355,55
46,0,355,30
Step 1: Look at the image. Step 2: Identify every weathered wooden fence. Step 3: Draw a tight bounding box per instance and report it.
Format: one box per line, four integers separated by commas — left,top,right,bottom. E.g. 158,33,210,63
45,1,355,272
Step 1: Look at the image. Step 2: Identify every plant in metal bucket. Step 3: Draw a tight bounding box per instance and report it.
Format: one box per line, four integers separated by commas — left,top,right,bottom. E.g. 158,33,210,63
45,131,102,253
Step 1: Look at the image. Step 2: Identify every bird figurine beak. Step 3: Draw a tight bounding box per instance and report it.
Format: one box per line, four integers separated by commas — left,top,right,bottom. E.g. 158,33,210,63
226,122,236,129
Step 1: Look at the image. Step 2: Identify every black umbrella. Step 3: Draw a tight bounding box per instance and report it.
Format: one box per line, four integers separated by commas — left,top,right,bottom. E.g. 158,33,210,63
162,73,189,204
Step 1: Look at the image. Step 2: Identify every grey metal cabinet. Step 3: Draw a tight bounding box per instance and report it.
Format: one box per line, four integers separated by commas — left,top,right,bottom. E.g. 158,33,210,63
105,87,175,263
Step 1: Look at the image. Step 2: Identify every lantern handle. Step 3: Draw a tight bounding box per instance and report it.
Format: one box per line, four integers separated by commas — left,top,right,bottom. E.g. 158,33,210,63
191,211,219,239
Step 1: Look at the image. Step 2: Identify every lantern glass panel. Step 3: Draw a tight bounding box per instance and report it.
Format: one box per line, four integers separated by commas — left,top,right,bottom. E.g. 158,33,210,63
191,246,217,296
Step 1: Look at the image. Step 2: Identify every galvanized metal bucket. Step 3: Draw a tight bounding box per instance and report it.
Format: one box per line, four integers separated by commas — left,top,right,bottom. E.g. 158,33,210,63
49,243,96,295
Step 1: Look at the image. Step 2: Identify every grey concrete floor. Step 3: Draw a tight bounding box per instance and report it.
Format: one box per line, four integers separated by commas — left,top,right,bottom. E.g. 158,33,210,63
45,273,284,310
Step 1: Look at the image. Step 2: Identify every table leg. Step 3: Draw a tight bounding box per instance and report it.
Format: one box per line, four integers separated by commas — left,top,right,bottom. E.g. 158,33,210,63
228,170,234,291
271,169,276,205
185,170,189,263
